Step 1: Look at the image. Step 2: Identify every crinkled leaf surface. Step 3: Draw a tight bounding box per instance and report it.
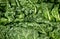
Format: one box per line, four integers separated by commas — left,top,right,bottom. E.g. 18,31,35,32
0,0,60,39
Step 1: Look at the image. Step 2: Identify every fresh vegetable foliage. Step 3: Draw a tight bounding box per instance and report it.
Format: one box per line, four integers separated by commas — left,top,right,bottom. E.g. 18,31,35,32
0,0,60,39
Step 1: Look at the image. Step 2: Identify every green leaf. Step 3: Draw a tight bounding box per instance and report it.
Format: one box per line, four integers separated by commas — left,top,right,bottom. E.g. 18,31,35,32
6,27,38,39
51,5,60,21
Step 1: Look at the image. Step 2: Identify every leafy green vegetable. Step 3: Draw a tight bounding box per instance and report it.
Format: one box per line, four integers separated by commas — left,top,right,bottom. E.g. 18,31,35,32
6,27,38,39
0,0,60,39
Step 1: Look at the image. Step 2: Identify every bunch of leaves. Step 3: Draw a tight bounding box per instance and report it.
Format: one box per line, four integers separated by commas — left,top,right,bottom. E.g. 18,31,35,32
0,0,60,39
